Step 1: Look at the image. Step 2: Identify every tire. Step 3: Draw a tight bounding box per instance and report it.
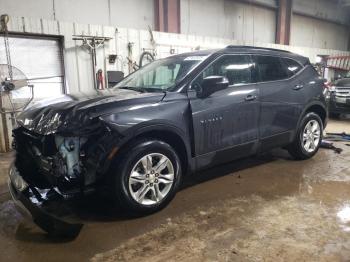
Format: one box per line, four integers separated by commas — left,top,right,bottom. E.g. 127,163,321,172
287,112,323,160
109,138,182,214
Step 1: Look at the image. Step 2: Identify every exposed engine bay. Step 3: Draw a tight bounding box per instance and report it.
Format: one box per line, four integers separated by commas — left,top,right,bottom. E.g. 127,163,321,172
10,89,167,202
13,126,116,196
54,136,85,179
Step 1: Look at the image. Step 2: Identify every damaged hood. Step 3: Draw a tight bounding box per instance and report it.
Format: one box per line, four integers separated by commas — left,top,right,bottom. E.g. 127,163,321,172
17,88,165,135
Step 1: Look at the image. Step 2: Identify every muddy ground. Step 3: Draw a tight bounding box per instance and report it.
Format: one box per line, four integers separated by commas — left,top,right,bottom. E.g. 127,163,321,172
0,117,349,262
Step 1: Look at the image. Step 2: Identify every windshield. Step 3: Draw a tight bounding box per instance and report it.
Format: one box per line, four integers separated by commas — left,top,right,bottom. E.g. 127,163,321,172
115,54,208,92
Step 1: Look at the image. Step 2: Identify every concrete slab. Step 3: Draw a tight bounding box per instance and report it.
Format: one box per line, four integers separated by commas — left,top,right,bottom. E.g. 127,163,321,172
326,114,350,134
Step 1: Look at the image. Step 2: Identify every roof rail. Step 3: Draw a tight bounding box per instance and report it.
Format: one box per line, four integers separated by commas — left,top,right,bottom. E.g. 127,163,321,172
225,45,291,54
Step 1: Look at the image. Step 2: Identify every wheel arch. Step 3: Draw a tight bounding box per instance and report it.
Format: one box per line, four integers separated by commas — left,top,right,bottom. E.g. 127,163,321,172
115,125,192,175
304,104,327,127
299,102,327,128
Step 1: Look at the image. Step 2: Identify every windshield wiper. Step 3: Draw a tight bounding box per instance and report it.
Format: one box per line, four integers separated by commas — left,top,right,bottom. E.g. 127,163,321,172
119,86,146,93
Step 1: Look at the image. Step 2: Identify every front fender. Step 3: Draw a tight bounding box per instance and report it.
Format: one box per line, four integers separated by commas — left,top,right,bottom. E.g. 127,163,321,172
97,96,194,173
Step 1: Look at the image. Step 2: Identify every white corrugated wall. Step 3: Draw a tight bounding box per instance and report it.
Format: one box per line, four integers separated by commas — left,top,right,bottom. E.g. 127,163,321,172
0,15,350,152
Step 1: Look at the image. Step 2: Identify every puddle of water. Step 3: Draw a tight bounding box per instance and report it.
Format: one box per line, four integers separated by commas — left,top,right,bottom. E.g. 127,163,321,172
0,200,24,237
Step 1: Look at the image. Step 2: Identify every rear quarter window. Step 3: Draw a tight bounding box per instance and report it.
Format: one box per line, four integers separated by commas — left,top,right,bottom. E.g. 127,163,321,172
255,55,289,82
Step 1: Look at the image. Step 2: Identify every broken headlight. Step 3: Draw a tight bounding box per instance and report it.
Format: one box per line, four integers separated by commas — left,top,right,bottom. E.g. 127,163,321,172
9,166,28,192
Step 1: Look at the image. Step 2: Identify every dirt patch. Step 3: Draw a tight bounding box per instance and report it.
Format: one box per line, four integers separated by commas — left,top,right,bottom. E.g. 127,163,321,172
91,194,350,262
0,200,24,237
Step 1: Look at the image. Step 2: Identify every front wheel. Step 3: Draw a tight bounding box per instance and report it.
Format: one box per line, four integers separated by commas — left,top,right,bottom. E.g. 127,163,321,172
110,139,182,214
287,112,323,160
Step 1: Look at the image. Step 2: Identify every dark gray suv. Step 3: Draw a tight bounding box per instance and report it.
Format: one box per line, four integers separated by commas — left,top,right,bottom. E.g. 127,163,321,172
9,46,327,234
329,77,350,118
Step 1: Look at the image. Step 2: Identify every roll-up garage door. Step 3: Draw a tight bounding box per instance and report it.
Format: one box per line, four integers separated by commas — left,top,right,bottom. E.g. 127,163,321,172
0,34,65,99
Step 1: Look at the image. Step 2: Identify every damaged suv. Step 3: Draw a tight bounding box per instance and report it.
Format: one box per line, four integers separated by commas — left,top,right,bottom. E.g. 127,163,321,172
9,46,327,234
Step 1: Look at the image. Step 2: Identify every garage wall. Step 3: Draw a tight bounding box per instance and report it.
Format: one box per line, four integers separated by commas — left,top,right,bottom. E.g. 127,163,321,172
291,0,350,51
0,0,155,30
1,0,350,50
0,0,54,20
291,15,350,51
180,0,350,50
180,0,276,43
3,15,350,94
1,12,350,152
293,0,350,26
1,14,347,98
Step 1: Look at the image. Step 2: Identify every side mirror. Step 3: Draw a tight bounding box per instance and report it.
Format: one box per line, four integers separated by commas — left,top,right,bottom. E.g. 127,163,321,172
196,76,229,98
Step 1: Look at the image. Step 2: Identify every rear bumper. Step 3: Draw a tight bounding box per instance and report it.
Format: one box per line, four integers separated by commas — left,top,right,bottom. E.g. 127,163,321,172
8,164,83,238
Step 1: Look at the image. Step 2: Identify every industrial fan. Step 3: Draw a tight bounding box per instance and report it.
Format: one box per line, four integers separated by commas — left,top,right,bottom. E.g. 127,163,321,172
0,64,34,115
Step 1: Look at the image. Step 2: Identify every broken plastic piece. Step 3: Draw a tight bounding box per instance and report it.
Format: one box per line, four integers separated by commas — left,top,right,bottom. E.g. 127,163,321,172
320,140,343,154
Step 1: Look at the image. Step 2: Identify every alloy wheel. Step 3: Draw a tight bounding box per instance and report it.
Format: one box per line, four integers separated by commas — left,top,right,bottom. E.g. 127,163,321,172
302,119,321,153
128,153,174,206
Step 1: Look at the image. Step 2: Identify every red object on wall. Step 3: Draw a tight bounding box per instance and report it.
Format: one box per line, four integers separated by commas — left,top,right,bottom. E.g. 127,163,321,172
96,69,104,90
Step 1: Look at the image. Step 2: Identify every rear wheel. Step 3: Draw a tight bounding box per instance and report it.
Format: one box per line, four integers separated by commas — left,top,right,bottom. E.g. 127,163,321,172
110,139,182,214
287,112,323,160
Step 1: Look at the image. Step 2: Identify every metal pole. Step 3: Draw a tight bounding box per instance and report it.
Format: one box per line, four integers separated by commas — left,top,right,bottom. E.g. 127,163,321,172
0,97,10,152
0,14,11,152
91,44,97,89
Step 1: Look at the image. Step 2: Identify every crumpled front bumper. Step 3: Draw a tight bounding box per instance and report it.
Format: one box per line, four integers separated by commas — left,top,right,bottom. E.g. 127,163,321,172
8,164,83,238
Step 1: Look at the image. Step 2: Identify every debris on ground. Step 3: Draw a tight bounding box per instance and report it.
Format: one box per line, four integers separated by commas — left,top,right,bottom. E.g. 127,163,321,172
324,132,350,142
320,140,343,154
0,201,24,237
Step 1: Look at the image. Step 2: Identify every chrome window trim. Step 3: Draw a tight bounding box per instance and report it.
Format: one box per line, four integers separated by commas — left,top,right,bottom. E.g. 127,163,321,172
188,53,308,91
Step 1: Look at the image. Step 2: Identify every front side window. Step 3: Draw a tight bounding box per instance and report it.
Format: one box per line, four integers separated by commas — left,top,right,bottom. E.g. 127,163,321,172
255,55,288,82
115,55,208,92
282,58,303,77
192,55,255,88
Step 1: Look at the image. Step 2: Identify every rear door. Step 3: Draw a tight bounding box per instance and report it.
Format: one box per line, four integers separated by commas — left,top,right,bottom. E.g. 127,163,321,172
254,55,305,149
188,54,260,161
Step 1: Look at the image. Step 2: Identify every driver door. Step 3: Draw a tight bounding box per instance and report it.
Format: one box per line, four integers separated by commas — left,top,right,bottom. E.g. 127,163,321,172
188,54,260,166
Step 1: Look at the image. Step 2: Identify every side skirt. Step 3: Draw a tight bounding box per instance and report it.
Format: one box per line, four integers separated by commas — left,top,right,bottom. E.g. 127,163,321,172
193,140,258,172
258,131,295,153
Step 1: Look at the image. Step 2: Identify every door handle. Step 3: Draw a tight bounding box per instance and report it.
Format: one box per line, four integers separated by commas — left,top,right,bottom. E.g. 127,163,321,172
293,84,304,90
245,95,257,101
